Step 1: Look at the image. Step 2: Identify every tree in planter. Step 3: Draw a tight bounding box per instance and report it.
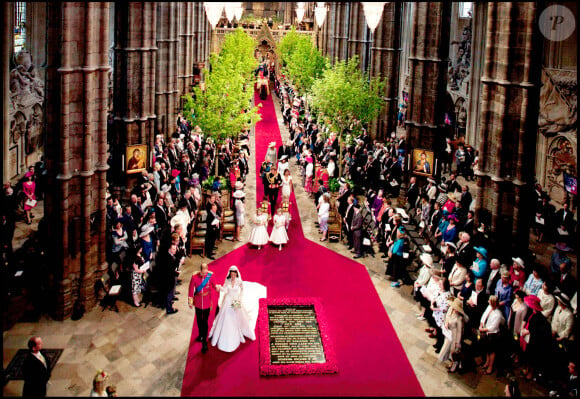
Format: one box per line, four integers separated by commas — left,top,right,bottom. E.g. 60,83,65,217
309,56,385,176
283,34,328,95
182,29,262,178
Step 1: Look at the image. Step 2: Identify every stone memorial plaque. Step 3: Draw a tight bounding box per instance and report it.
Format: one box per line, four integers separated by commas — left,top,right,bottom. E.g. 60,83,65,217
258,297,338,376
268,305,326,365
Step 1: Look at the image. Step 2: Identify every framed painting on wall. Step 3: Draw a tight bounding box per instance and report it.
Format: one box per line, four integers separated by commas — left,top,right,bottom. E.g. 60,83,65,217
9,146,19,179
412,148,435,177
126,144,148,175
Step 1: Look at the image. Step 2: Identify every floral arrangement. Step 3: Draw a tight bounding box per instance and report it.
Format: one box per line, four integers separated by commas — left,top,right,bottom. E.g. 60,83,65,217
257,297,338,376
202,175,229,191
231,299,242,309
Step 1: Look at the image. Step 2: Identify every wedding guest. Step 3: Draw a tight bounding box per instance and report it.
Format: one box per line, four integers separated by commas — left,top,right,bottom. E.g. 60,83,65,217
439,298,468,373
269,208,289,251
233,184,245,242
317,193,330,242
479,295,505,375
129,244,147,307
188,262,221,354
248,208,269,250
90,369,109,397
22,171,37,225
519,295,552,381
537,280,556,320
22,336,51,397
522,265,544,296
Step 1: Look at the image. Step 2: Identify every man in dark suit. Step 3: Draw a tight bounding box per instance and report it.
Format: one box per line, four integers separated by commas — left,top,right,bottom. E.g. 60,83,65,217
554,203,575,245
167,141,179,169
446,173,462,194
485,259,502,295
460,185,472,211
22,336,51,397
205,203,220,260
278,140,293,160
556,261,576,298
350,204,364,258
455,232,475,261
343,195,355,249
154,195,169,232
464,278,489,333
406,176,419,210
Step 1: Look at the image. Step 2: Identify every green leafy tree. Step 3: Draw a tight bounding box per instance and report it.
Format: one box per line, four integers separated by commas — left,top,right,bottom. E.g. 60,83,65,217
309,56,385,175
182,29,262,178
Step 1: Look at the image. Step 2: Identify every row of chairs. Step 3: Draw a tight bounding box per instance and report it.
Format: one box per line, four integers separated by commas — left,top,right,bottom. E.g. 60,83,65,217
189,191,236,256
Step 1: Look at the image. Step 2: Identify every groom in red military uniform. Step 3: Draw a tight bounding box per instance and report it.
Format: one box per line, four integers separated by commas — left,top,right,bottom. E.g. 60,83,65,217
188,263,221,353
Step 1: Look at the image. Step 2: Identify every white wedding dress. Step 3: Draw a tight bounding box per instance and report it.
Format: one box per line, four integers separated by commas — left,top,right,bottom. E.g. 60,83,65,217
209,266,267,352
281,175,292,199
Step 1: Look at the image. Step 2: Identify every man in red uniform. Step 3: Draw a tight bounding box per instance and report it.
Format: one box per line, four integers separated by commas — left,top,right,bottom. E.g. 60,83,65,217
188,262,221,353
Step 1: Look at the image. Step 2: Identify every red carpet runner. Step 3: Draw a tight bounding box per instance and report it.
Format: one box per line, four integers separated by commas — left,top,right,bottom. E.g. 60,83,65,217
181,90,424,396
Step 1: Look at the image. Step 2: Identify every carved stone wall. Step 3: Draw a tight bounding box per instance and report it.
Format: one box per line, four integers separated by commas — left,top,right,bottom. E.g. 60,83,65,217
8,49,45,179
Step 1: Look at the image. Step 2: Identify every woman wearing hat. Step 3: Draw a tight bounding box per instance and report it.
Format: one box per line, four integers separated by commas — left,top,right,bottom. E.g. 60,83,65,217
414,254,434,319
439,297,468,372
304,156,314,197
508,290,529,366
520,295,552,380
22,171,37,224
537,281,556,320
265,142,277,164
471,246,488,279
509,257,526,290
551,292,574,343
139,224,155,262
233,184,245,242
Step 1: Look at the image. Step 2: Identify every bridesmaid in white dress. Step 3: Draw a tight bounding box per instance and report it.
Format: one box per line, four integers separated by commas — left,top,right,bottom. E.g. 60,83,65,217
280,169,293,200
269,208,289,250
248,209,269,249
209,265,267,353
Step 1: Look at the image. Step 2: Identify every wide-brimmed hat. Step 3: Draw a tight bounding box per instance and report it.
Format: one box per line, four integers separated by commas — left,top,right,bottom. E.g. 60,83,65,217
280,155,288,161
512,257,525,268
449,297,467,317
233,190,245,199
338,177,346,186
555,242,572,252
428,177,437,184
305,156,313,163
447,192,458,202
524,295,543,312
25,171,34,178
269,141,276,147
161,184,171,193
139,224,154,238
447,214,459,222
438,183,448,191
555,292,571,307
234,181,244,190
474,246,488,259
420,253,434,267
171,169,180,178
446,242,457,251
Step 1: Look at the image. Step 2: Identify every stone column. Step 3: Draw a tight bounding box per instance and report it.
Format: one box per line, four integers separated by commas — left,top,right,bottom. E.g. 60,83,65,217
44,2,110,319
465,2,487,146
177,2,195,101
475,2,541,251
155,2,179,137
113,1,157,195
405,3,451,154
370,2,402,140
347,3,367,68
2,2,13,184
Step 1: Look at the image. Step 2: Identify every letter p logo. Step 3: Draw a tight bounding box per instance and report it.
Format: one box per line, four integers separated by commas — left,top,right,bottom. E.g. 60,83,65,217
539,5,575,42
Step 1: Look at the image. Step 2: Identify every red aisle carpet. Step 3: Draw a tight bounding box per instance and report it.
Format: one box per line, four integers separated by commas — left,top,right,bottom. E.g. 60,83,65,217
180,90,424,396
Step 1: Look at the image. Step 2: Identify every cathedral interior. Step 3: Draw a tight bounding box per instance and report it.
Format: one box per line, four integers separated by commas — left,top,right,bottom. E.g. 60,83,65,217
2,2,578,397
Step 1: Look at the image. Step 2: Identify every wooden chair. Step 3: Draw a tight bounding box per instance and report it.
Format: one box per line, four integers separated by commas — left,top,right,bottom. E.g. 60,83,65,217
327,208,343,241
97,273,121,312
189,210,207,256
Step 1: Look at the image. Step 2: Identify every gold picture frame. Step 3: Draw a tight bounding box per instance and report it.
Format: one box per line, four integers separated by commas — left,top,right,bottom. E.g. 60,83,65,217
412,148,434,177
126,144,148,174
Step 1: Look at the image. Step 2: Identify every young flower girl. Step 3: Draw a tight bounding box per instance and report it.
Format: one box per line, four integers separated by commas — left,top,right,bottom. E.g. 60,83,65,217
248,208,269,250
269,208,289,251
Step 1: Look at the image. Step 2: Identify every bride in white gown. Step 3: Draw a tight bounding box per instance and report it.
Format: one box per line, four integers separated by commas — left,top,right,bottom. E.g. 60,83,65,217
209,265,267,352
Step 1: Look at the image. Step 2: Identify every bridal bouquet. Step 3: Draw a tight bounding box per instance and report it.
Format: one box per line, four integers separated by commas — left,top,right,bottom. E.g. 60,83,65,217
231,299,242,309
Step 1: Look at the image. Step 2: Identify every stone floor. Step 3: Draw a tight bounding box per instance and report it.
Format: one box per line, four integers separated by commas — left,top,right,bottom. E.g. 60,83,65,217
2,97,560,397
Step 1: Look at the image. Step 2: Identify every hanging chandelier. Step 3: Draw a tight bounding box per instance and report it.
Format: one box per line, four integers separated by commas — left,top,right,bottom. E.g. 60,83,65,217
361,2,387,32
233,3,244,21
314,2,327,27
204,2,224,29
224,2,236,23
296,2,305,24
